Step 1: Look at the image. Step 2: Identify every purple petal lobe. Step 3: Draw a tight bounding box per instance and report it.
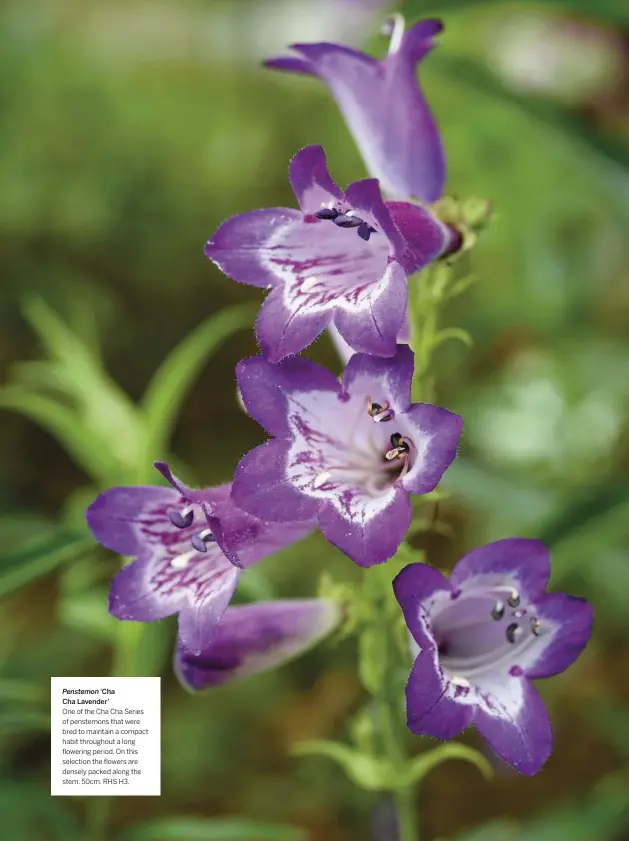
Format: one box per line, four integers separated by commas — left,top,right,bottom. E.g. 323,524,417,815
288,145,344,215
400,403,463,494
406,648,473,739
525,594,593,679
264,56,315,76
318,489,412,567
255,286,332,363
474,679,552,776
232,439,322,523
393,562,451,645
175,598,341,689
205,207,302,289
236,354,341,438
386,201,451,273
332,261,407,358
450,538,551,600
342,345,415,414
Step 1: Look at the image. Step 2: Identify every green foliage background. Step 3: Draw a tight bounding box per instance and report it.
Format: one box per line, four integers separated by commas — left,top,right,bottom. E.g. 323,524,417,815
0,0,628,839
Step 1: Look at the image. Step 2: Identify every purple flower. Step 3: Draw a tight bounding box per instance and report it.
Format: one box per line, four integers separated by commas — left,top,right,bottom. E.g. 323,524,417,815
205,144,453,363
393,539,594,775
231,346,462,567
175,598,341,690
86,463,313,655
265,17,446,203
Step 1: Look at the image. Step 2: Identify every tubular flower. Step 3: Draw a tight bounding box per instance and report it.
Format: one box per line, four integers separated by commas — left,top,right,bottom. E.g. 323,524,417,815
205,144,453,363
393,539,593,775
86,463,314,655
265,17,446,203
175,598,342,690
231,346,462,567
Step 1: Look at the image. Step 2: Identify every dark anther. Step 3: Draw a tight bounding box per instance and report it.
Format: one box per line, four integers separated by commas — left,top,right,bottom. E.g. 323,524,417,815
333,214,363,228
531,618,542,636
168,508,194,529
314,208,339,220
367,397,393,422
390,432,410,454
491,600,505,621
370,401,383,414
357,221,375,241
506,623,521,644
507,590,520,608
191,530,214,553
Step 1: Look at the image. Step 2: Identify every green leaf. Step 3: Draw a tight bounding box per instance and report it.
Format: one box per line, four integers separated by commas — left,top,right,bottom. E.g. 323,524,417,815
432,327,474,350
537,480,629,548
0,529,91,598
292,739,390,790
0,387,124,484
138,303,257,481
401,743,493,787
407,0,629,28
112,619,174,678
118,817,307,841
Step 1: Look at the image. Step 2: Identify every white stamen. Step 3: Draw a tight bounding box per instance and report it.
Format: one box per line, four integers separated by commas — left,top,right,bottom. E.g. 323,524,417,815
198,529,212,541
170,549,196,569
385,13,405,55
345,209,359,218
313,470,332,489
450,676,471,689
301,276,319,292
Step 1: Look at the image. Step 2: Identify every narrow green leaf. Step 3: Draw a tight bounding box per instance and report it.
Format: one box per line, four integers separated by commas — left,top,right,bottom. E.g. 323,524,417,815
402,743,493,787
537,480,629,548
138,304,257,481
292,739,390,790
0,387,124,483
118,817,307,841
0,529,91,598
432,327,474,350
359,627,387,694
113,619,173,678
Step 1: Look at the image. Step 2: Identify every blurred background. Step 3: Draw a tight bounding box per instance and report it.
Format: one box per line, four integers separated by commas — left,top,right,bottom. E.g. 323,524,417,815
1,0,628,839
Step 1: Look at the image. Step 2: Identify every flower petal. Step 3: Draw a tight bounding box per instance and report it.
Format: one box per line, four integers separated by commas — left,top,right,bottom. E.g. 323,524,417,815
205,207,302,288
450,538,551,599
175,598,341,689
406,648,473,740
344,178,406,260
177,565,241,656
400,403,463,494
288,145,344,215
341,344,415,414
386,201,452,274
474,678,552,775
86,486,177,559
232,439,321,523
332,261,407,357
525,593,593,679
256,285,332,362
279,19,445,202
393,562,452,645
236,354,341,438
318,487,412,566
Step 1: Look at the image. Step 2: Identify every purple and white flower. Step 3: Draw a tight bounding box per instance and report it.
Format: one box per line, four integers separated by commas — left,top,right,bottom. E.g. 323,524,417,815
231,346,462,567
393,538,593,775
175,598,342,690
205,145,453,363
265,16,446,203
86,463,314,655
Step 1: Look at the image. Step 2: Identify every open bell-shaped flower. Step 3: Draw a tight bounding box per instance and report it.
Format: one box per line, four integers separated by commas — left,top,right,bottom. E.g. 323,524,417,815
205,144,454,363
231,345,462,566
265,17,446,203
86,463,314,655
175,598,342,690
393,538,593,775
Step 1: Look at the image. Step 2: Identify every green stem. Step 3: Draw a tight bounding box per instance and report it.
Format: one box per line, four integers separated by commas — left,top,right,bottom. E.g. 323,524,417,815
365,565,420,841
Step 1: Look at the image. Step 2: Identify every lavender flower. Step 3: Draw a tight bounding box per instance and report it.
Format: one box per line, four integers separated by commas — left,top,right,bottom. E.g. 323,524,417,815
393,539,593,775
175,598,341,690
231,346,462,567
86,463,313,655
205,145,453,363
265,16,446,203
